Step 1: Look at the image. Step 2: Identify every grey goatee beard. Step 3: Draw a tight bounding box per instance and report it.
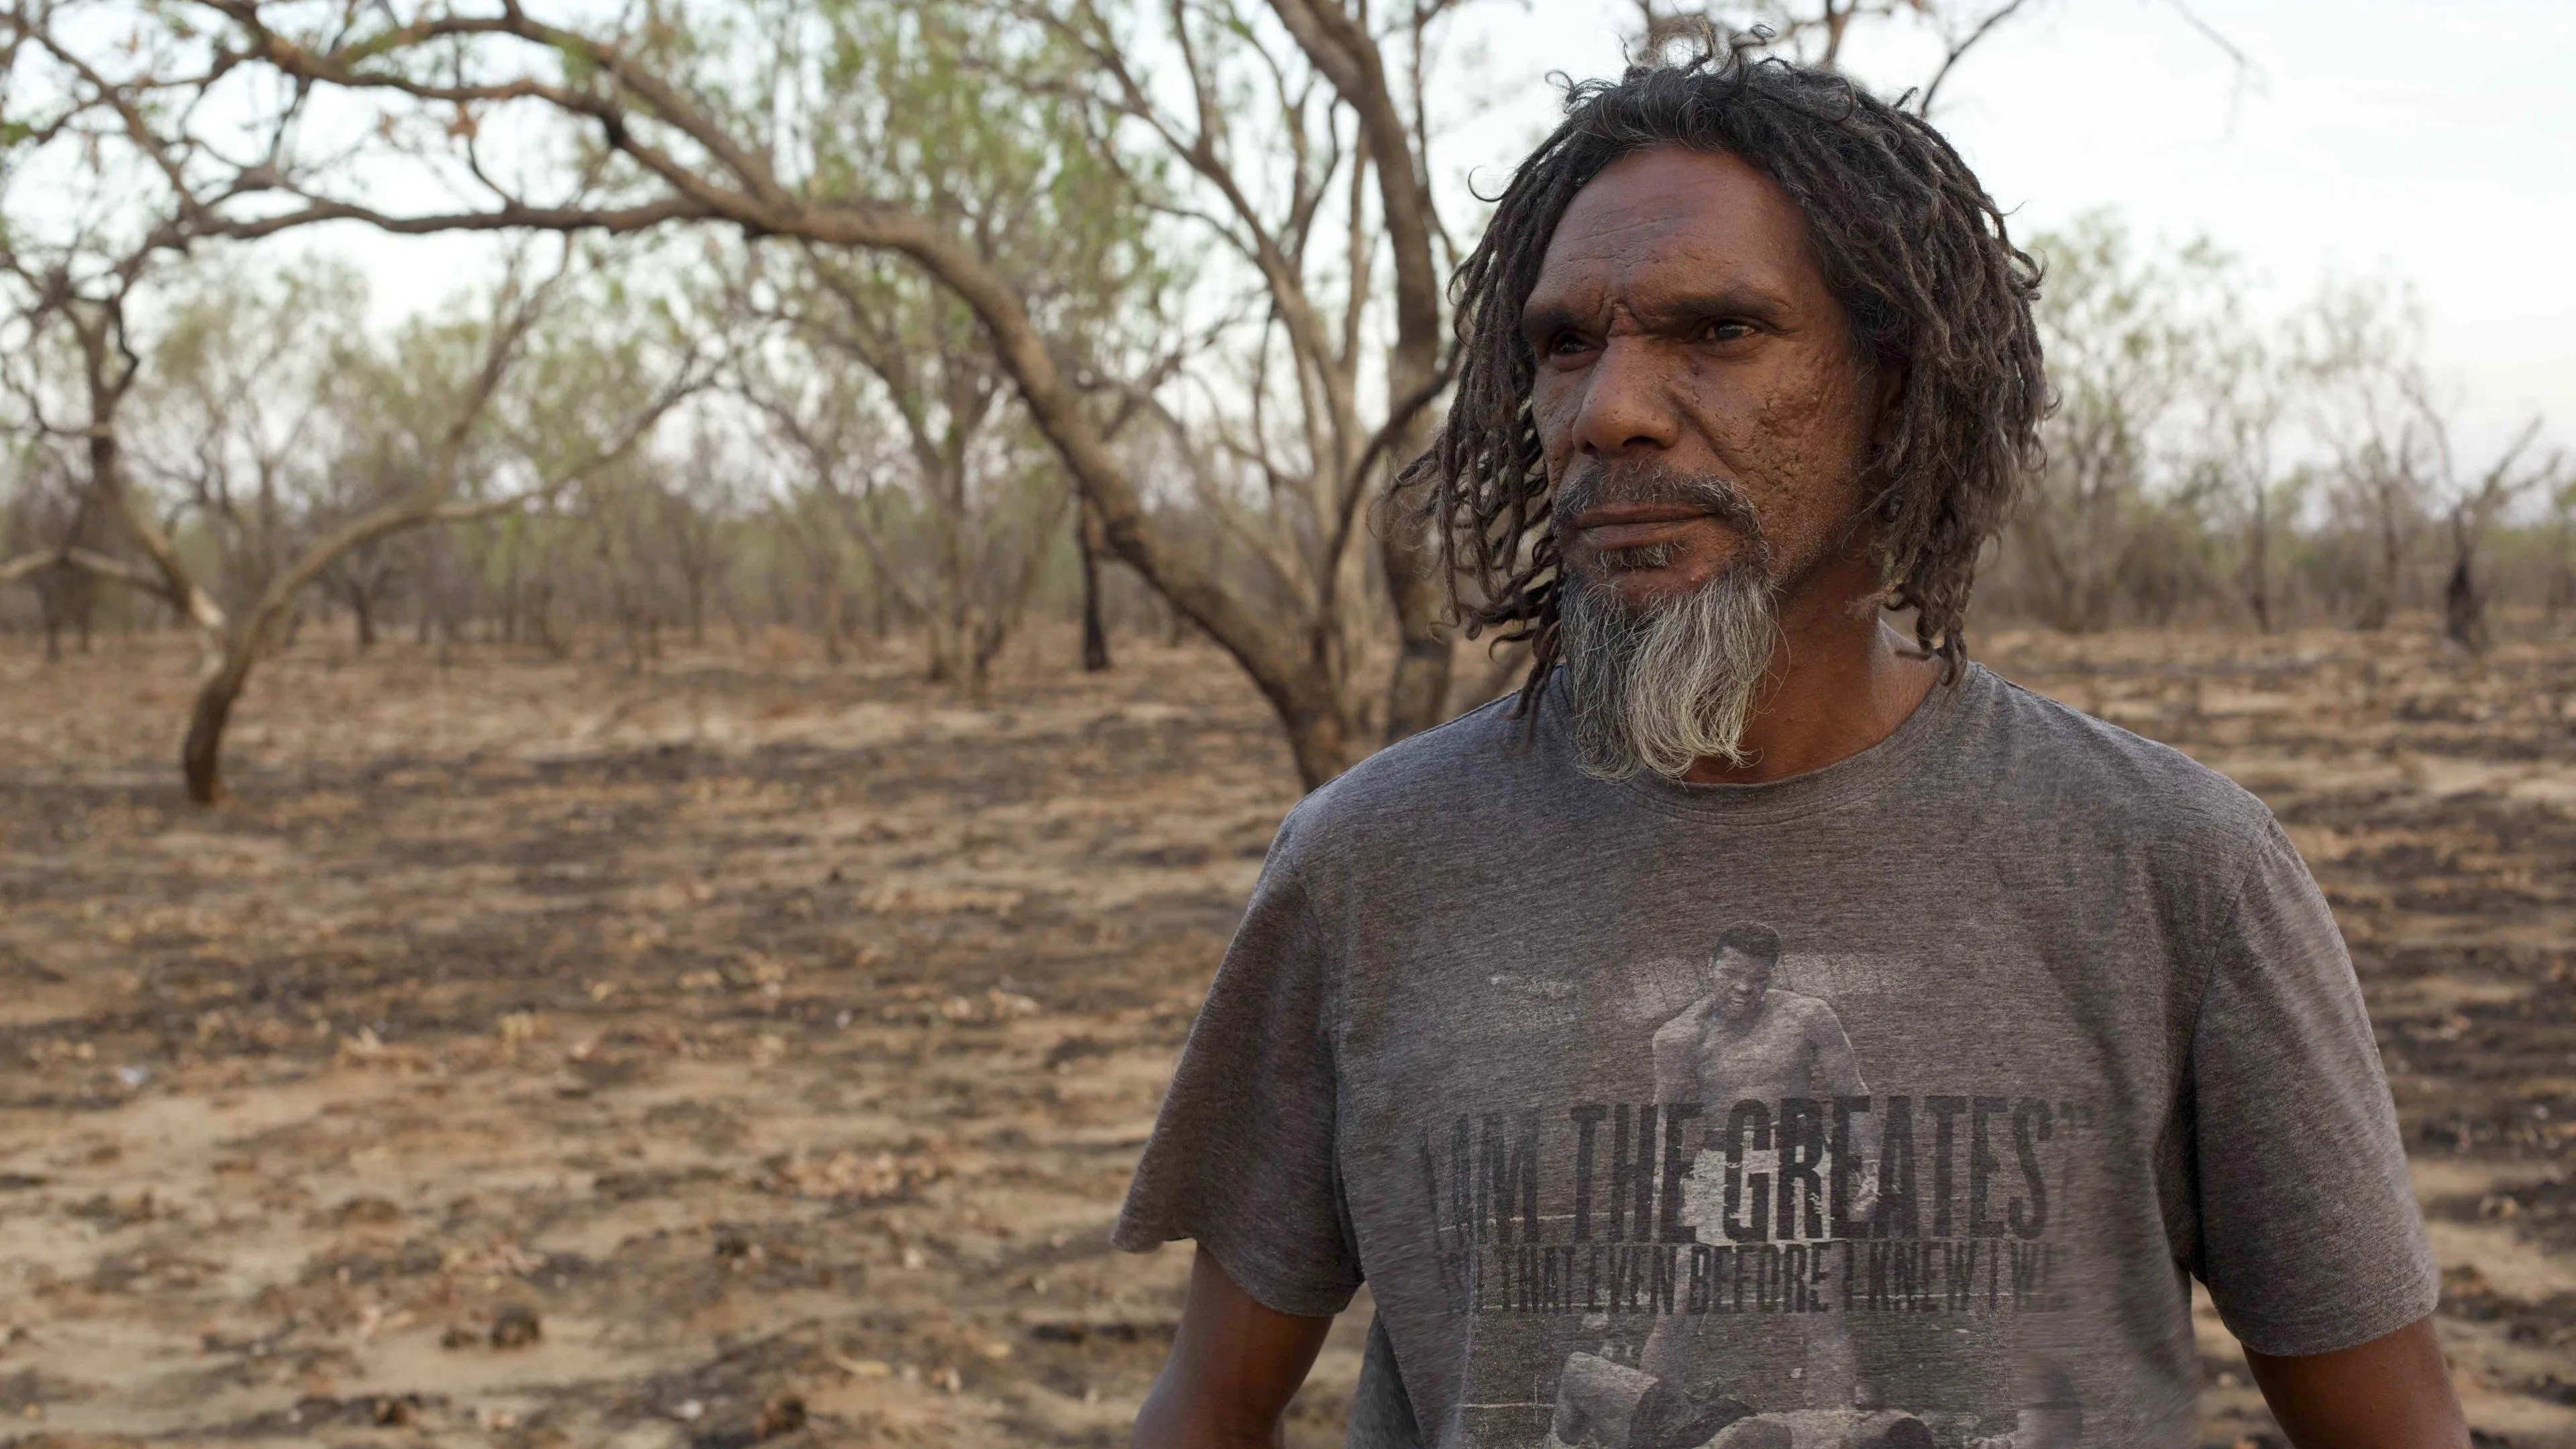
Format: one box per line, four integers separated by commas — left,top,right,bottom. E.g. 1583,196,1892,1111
1558,559,1782,782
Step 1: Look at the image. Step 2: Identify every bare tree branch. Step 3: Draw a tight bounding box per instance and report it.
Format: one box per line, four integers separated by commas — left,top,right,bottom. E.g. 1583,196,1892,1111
1915,0,2033,115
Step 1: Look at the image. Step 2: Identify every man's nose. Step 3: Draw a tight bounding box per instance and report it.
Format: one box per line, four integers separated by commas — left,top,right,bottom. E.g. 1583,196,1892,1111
1569,337,1681,458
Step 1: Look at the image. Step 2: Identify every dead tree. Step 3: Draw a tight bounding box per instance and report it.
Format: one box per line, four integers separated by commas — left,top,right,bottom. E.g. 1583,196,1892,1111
2316,287,2563,651
2434,419,2563,654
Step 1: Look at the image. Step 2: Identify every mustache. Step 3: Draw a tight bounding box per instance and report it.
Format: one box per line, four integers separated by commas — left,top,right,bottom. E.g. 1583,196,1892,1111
1550,460,1765,542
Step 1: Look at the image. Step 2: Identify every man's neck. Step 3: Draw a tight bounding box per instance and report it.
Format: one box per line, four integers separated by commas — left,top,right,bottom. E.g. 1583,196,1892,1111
1682,558,1941,786
1703,1002,1767,1038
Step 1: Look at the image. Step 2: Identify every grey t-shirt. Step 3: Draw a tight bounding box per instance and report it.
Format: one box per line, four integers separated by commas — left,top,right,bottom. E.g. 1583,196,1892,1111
1115,664,2436,1449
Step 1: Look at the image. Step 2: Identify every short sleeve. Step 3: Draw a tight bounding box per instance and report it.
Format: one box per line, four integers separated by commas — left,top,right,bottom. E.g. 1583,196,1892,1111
1110,809,1360,1318
2184,820,2438,1356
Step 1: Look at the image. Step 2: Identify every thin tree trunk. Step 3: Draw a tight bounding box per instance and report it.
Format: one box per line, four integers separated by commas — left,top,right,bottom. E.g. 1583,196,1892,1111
1077,502,1112,674
2551,515,2575,623
2246,492,2273,633
1381,504,1448,742
2360,491,2402,631
533,592,567,659
42,590,63,663
182,643,258,804
1282,710,1354,792
926,616,955,684
2444,554,2481,651
2445,510,2485,653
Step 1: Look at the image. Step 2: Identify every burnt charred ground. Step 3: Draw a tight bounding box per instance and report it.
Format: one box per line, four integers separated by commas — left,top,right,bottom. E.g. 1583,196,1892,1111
0,626,2571,1447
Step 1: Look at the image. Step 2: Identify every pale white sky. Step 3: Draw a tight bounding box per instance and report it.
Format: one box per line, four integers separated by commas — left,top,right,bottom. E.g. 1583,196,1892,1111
327,1,2574,456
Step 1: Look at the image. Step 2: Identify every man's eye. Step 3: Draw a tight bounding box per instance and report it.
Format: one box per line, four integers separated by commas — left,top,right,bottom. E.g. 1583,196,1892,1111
1699,319,1754,343
1546,332,1592,358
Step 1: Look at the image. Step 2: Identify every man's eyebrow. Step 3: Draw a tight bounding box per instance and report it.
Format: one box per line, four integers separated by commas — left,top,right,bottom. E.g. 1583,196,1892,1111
1519,284,1796,341
1519,300,1581,339
1638,284,1794,325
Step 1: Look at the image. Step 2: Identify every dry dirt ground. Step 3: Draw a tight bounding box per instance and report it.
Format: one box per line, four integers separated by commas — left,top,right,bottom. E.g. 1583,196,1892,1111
0,623,2571,1449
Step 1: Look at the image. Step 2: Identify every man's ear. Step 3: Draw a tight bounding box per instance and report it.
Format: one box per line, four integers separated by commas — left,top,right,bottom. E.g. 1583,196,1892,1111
1870,366,1909,447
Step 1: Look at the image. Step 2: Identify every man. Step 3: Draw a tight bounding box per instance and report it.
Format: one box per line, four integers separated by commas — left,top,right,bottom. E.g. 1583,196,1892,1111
1647,922,1864,1405
1650,924,1864,1115
1116,50,2461,1449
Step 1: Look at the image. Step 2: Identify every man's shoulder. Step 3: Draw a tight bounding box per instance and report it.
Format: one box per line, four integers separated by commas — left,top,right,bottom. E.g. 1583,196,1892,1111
1273,693,1544,859
1768,988,1835,1019
1652,998,1711,1048
1965,663,2279,860
1758,991,1843,1040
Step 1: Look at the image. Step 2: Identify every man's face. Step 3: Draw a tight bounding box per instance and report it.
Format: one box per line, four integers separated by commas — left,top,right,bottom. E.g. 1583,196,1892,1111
1711,947,1771,1022
1521,146,1887,614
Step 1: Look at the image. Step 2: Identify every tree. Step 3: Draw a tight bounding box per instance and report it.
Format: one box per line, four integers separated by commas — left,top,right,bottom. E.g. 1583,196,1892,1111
0,441,115,657
2299,285,2563,647
709,7,1152,694
0,0,1458,784
1024,0,1464,755
2302,281,2433,632
1633,0,2039,102
1632,0,2254,121
129,258,371,619
737,354,888,667
0,246,233,653
1075,499,1114,671
9,0,2285,767
1,233,699,800
2550,475,2576,624
2434,419,2562,654
2007,215,2218,633
2190,282,2300,633
658,423,740,648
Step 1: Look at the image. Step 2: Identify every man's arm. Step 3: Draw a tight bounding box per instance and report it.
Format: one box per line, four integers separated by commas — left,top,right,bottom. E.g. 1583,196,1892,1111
1803,1000,1868,1099
1651,1002,1703,1105
1134,1247,1333,1449
2245,1314,2467,1449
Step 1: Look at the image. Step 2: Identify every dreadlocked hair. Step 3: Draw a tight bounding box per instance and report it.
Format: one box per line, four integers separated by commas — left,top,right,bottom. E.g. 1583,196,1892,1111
1403,46,2045,716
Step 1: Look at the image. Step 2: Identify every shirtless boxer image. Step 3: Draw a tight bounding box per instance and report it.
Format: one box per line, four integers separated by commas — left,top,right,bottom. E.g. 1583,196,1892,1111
1645,922,1866,1404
